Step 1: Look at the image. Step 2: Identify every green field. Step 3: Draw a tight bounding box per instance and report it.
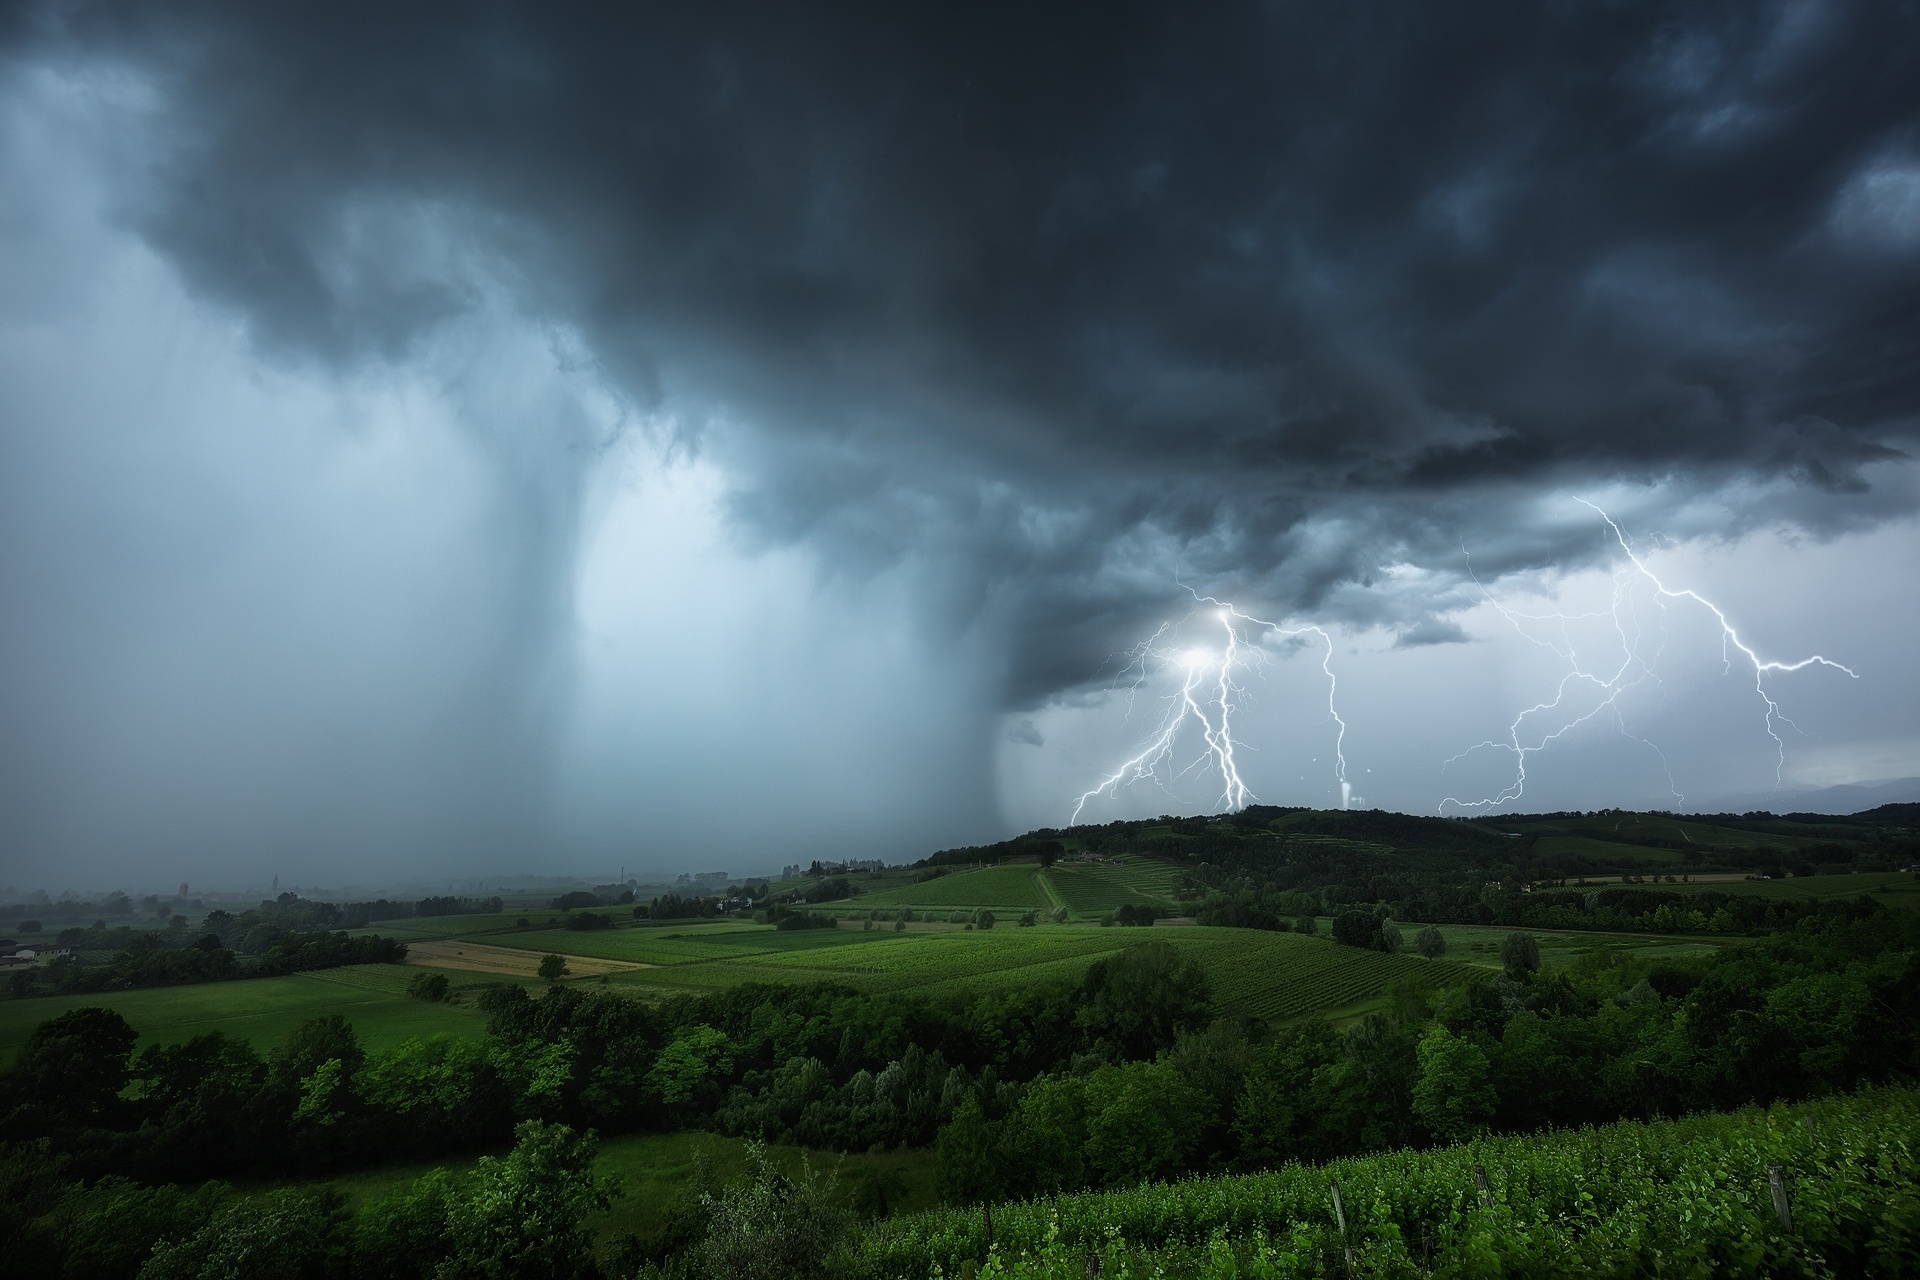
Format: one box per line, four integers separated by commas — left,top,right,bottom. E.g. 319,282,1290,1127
853,864,1055,912
3,897,1743,1068
1043,857,1181,915
559,923,1477,1024
1609,869,1920,906
846,855,1183,920
1503,811,1847,852
1409,921,1721,971
1531,834,1683,865
0,964,494,1064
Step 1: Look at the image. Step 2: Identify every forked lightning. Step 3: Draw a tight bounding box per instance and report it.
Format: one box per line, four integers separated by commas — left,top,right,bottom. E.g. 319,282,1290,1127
1438,501,1858,813
1070,597,1350,823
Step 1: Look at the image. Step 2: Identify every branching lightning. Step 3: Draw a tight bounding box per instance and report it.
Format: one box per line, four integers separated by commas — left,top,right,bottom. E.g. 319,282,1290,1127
1070,596,1350,823
1438,500,1858,813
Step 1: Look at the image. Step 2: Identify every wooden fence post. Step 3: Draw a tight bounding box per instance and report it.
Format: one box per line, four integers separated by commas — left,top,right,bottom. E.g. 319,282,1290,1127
1471,1164,1493,1210
983,1203,994,1253
1330,1178,1355,1276
1083,1251,1101,1279
1767,1163,1793,1233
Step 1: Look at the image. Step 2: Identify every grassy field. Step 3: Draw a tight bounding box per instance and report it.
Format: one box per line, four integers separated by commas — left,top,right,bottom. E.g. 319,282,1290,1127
0,964,496,1064
303,1128,939,1244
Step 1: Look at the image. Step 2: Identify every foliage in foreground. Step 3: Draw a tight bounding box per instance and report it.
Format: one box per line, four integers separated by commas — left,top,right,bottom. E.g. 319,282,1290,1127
850,1086,1920,1279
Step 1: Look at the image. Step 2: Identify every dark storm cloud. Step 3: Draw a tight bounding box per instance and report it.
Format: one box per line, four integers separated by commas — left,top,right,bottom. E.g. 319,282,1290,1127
12,0,1920,707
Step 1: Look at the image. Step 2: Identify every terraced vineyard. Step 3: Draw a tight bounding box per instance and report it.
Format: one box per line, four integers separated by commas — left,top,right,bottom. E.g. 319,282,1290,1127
1157,931,1473,1020
1043,855,1181,916
854,864,1055,911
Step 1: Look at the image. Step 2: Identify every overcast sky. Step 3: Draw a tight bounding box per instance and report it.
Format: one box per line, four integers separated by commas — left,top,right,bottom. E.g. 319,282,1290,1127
2,3,1917,891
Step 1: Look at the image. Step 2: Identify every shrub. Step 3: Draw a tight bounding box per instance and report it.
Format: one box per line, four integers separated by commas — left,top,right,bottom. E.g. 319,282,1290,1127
406,972,450,1003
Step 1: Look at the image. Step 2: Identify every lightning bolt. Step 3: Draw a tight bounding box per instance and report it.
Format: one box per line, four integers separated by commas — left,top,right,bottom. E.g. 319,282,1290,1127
1070,596,1350,823
1438,501,1858,813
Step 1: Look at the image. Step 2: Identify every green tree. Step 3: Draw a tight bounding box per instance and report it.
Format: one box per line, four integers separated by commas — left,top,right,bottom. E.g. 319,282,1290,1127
1079,941,1213,1059
538,953,570,982
1500,931,1542,979
439,1121,614,1280
354,1170,456,1280
846,1164,908,1220
701,1142,847,1280
269,1015,365,1090
1004,1074,1087,1196
1411,1026,1497,1143
138,1188,346,1280
1081,1059,1210,1186
647,1025,733,1107
6,1006,139,1124
407,971,451,1002
933,1094,1003,1205
1415,925,1447,958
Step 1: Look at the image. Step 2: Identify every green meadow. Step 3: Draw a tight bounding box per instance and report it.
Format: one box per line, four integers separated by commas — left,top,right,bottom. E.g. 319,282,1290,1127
0,963,494,1064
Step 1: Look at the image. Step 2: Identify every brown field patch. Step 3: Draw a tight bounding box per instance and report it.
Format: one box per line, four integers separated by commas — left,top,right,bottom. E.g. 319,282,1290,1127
403,939,652,977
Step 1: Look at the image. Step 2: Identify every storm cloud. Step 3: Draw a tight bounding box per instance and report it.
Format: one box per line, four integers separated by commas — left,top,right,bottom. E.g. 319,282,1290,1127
2,2,1917,883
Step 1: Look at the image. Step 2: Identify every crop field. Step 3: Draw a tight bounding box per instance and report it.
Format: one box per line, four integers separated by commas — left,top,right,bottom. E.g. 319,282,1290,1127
571,924,1478,1024
0,964,492,1064
353,912,540,940
1531,834,1683,864
1044,856,1181,915
1412,921,1721,971
849,1087,1920,1279
853,864,1055,911
1610,869,1920,906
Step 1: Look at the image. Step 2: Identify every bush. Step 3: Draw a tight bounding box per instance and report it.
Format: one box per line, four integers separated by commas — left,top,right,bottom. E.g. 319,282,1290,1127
538,954,570,982
1050,906,1069,923
564,912,613,932
1414,925,1447,958
406,972,450,1003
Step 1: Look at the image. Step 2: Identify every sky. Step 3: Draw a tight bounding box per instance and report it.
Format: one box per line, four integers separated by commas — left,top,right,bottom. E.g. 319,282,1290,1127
1,3,1918,891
